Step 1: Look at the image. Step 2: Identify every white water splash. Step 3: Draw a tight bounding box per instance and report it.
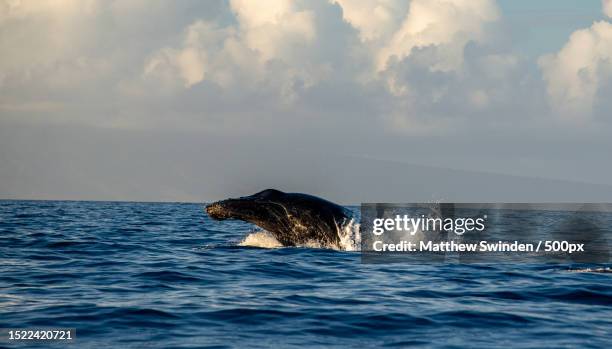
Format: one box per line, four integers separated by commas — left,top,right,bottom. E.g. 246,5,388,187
239,231,283,248
238,218,361,251
336,218,361,251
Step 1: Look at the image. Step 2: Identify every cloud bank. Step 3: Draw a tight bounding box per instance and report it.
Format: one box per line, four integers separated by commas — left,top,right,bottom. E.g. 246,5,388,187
2,0,609,128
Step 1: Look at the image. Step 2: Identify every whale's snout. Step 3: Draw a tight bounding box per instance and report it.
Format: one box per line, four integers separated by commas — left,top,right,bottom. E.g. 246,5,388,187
206,202,231,220
206,197,265,223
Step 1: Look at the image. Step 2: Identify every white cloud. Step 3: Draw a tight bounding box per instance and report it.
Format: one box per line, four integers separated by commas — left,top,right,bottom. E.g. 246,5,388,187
142,1,344,103
143,21,230,88
330,0,407,42
175,48,206,87
230,0,316,63
328,0,507,126
329,0,501,82
539,20,612,118
604,0,612,18
376,0,500,72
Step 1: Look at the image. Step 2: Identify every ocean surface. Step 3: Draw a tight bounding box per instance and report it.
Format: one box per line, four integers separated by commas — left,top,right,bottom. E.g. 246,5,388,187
1,200,611,348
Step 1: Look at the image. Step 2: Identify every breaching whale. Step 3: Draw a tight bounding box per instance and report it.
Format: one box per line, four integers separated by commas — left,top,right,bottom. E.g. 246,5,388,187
205,189,352,247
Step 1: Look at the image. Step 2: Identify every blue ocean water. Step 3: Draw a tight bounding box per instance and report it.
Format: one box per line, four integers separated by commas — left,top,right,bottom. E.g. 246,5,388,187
0,200,611,348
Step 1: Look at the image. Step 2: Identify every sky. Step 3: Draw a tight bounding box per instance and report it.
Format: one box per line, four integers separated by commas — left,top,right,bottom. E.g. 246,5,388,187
1,0,612,203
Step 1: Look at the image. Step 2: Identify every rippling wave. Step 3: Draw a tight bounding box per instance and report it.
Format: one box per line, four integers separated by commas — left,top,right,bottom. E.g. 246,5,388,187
0,200,610,348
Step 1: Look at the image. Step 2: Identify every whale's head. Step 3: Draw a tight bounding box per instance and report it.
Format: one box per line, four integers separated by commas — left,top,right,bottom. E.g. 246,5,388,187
206,189,286,227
